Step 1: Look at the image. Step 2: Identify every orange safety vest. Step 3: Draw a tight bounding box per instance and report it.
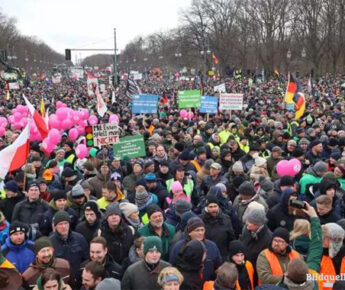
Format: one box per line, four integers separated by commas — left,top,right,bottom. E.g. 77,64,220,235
319,255,345,290
258,249,300,285
203,261,255,290
191,160,201,172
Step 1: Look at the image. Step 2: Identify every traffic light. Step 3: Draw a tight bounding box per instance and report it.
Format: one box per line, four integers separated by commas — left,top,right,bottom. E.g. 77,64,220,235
111,75,115,86
65,49,71,61
85,126,94,147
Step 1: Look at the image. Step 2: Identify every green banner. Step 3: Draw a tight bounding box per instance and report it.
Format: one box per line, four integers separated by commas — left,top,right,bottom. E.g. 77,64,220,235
178,89,201,109
113,135,146,160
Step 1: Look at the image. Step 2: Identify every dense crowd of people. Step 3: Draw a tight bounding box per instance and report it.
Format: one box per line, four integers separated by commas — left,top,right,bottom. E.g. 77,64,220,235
1,71,345,290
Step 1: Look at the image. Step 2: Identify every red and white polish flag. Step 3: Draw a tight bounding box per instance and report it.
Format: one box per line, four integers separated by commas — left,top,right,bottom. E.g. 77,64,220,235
23,94,48,139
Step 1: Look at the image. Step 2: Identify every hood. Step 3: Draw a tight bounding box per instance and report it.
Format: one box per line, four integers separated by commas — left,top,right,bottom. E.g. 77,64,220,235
280,188,296,212
319,178,338,196
283,276,314,290
305,166,317,176
175,240,205,272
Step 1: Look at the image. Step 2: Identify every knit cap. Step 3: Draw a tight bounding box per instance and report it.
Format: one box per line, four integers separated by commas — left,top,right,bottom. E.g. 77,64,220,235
259,177,274,192
53,210,71,226
4,180,18,192
53,190,67,201
243,208,266,226
272,227,290,244
105,204,122,219
83,201,100,215
175,199,192,215
9,221,28,236
228,240,246,259
135,186,150,208
34,236,53,254
71,184,85,198
171,181,183,194
143,236,162,255
205,193,219,206
186,217,205,234
119,202,138,218
146,204,162,218
238,181,256,196
279,175,295,187
313,161,328,175
96,278,121,290
255,157,267,167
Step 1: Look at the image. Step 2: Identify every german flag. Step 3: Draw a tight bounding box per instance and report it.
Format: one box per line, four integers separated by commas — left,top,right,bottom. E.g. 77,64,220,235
212,52,219,64
294,92,305,120
284,73,298,104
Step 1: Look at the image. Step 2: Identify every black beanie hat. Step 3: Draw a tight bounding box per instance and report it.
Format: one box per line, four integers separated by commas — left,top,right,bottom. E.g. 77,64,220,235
186,216,205,234
84,201,100,215
279,175,295,187
53,190,67,201
146,204,163,218
272,227,290,244
205,193,219,206
34,236,53,254
9,221,28,236
238,181,256,196
228,240,246,259
53,210,71,226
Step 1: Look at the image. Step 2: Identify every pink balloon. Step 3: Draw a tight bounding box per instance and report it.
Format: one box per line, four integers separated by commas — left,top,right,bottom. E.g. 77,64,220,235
187,111,194,120
11,109,18,115
20,118,28,128
0,117,8,127
7,115,14,124
61,119,73,130
0,127,5,136
68,128,79,141
56,108,69,121
75,144,88,159
17,105,27,114
88,115,98,126
12,122,22,130
13,112,22,122
276,160,290,177
56,101,63,108
49,129,61,145
61,103,68,108
288,158,302,176
109,114,119,125
179,109,188,118
81,109,89,121
77,126,85,135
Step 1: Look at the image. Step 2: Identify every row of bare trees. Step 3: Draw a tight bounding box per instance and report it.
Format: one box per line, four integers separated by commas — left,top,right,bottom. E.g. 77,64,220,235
0,10,67,74
118,0,345,76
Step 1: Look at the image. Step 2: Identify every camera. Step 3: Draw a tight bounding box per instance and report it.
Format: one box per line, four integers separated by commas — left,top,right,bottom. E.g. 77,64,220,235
289,199,306,209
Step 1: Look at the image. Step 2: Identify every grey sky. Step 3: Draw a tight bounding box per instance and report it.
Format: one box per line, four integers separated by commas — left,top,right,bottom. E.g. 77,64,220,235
0,0,191,59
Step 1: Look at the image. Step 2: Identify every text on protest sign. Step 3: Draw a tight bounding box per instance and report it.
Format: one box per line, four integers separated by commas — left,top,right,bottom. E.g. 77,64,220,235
219,93,244,110
200,96,218,114
113,135,146,160
214,83,226,93
93,123,120,147
178,90,201,109
132,94,159,114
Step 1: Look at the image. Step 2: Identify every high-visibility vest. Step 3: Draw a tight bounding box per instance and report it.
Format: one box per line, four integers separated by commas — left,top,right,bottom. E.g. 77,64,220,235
191,160,201,173
320,255,345,289
258,249,300,285
166,178,194,197
202,261,254,290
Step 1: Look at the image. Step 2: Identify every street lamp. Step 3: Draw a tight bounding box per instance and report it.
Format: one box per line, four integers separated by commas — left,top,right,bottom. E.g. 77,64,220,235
301,48,306,58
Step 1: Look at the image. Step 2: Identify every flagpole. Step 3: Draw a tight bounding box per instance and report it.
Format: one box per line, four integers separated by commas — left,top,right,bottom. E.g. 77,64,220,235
283,72,290,110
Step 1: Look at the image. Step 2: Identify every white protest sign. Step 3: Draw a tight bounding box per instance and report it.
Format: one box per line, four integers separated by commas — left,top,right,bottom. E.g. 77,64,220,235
87,78,98,96
214,83,226,93
93,123,120,147
219,93,243,110
9,82,20,90
70,68,84,79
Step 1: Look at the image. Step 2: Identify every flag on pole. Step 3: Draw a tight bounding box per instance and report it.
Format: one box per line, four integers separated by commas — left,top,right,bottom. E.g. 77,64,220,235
284,73,298,104
212,52,219,64
23,95,48,139
293,92,306,120
40,96,45,118
95,86,108,117
126,78,141,97
0,121,30,179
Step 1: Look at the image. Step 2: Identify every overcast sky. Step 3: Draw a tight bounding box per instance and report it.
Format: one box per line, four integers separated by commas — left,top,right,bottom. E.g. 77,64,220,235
0,0,191,59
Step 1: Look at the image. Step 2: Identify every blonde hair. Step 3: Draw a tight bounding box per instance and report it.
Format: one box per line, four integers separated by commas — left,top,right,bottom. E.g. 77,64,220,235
290,219,311,241
157,267,184,287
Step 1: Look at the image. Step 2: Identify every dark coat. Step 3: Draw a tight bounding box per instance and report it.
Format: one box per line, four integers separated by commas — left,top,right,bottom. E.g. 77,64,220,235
201,209,235,259
199,174,229,196
12,198,49,225
75,219,101,244
0,193,25,222
121,259,170,290
49,231,89,278
99,219,134,265
149,182,169,209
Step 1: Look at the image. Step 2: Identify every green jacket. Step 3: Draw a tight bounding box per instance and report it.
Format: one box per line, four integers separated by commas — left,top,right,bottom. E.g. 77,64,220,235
306,217,323,272
138,223,176,261
299,171,322,195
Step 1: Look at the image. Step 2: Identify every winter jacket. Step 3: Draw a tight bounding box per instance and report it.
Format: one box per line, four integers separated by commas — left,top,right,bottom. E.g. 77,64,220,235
239,154,255,173
199,175,229,197
201,208,235,260
98,219,134,265
266,156,282,181
32,281,72,290
86,172,111,198
233,194,268,225
66,191,89,218
170,238,222,281
176,240,205,290
75,219,101,244
80,253,123,280
12,198,49,226
40,200,79,236
49,231,89,278
150,182,169,209
0,220,9,245
266,188,305,232
165,203,181,227
22,258,71,289
123,173,143,196
121,259,170,290
0,193,25,222
299,167,322,197
137,222,175,261
1,238,35,273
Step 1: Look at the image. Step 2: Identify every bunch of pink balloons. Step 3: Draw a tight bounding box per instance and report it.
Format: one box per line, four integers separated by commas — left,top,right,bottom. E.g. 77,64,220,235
6,105,30,132
179,110,194,120
109,114,119,125
276,158,302,177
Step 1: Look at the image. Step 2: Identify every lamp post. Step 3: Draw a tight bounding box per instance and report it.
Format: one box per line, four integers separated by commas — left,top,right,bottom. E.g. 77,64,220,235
301,48,306,76
200,49,211,76
175,52,182,71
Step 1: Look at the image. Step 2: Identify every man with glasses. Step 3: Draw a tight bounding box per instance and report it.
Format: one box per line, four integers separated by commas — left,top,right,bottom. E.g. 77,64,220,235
256,227,301,285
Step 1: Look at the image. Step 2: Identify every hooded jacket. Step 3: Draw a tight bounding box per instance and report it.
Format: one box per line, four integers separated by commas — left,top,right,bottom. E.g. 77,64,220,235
176,240,205,290
267,188,305,232
1,237,35,273
86,172,111,198
299,167,323,197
